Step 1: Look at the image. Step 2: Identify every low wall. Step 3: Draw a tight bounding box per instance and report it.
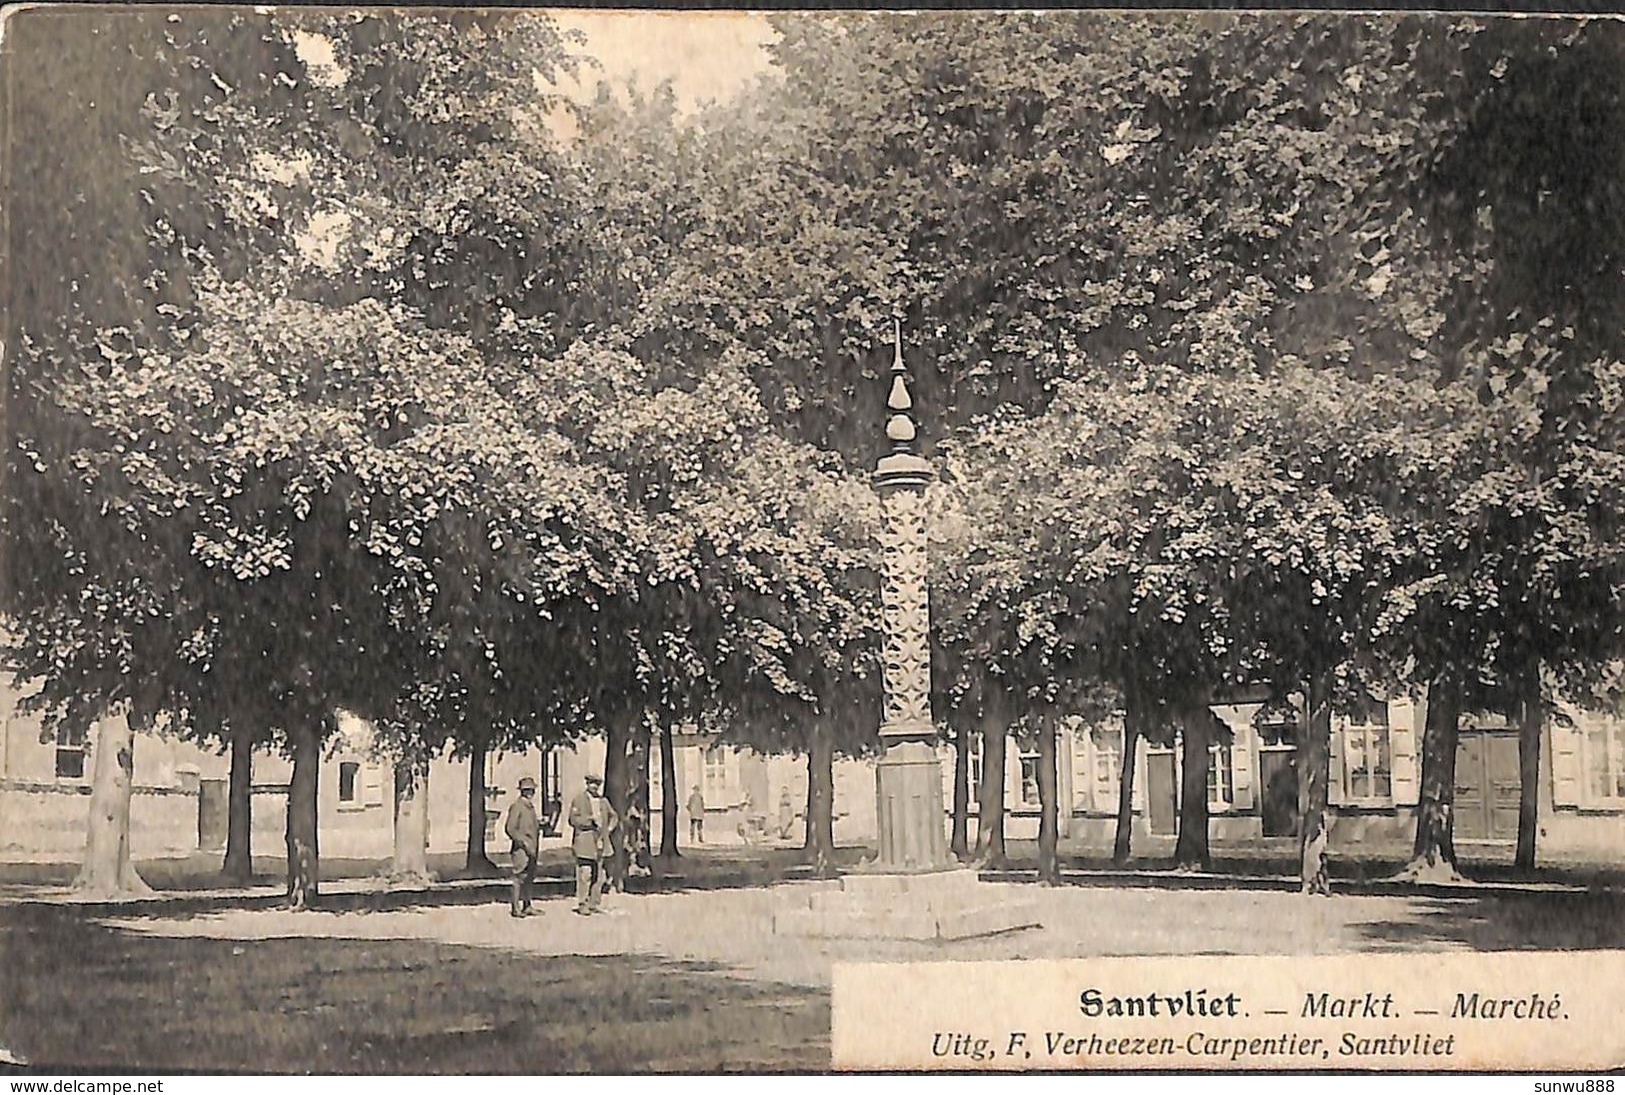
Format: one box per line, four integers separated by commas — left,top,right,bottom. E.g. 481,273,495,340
1542,808,1625,861
237,787,392,861
0,782,198,861
1328,807,1417,849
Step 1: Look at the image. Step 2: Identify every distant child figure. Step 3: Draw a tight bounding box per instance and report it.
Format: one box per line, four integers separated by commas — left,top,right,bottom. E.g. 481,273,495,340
687,785,706,844
737,788,760,844
625,802,652,878
777,786,795,841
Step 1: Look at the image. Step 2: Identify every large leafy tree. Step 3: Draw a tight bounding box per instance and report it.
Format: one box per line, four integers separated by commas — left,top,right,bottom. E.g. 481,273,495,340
1396,17,1625,873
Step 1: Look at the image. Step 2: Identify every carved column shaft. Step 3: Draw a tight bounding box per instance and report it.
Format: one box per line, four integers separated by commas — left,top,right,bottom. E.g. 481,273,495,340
878,489,933,740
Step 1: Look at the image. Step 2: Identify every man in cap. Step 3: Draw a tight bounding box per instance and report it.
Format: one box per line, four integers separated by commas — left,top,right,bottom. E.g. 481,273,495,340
504,776,541,918
568,772,617,914
687,785,706,844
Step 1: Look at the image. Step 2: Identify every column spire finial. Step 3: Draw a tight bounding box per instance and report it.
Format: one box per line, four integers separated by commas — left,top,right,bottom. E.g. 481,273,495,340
885,319,916,448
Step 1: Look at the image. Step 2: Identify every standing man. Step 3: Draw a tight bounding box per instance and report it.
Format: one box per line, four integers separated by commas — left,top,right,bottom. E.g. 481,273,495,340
687,784,706,844
569,773,617,915
505,776,541,918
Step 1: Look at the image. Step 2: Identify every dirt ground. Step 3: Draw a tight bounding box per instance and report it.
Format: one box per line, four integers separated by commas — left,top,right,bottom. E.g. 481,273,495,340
0,901,828,1073
6,881,1625,1073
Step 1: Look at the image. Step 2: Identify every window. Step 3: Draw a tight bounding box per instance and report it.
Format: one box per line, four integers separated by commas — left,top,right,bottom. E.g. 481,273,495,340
967,734,984,797
1207,743,1235,809
1018,749,1040,807
1254,702,1299,748
1090,726,1124,812
1342,724,1393,801
54,725,86,780
1582,719,1625,804
540,747,562,803
338,761,360,804
703,744,729,804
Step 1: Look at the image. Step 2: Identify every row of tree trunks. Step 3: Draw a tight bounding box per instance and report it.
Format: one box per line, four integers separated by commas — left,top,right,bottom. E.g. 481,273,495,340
390,761,433,885
73,706,154,898
465,737,496,875
1035,714,1060,884
659,720,680,859
1405,671,1464,881
1298,670,1334,895
284,714,323,910
222,722,254,883
1173,695,1212,869
95,661,1549,905
803,722,836,877
1114,683,1145,866
973,697,1008,868
603,717,630,890
628,720,652,872
1515,659,1543,872
950,723,971,861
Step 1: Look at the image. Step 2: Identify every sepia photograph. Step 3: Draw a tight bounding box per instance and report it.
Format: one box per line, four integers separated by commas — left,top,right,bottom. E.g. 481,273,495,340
1,3,1624,1077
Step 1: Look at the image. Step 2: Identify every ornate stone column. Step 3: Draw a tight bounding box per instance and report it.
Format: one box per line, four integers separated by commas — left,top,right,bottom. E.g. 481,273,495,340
871,323,951,872
771,324,1040,937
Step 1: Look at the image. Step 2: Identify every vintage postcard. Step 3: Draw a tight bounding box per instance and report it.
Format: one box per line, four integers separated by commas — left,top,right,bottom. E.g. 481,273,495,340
2,4,1624,1080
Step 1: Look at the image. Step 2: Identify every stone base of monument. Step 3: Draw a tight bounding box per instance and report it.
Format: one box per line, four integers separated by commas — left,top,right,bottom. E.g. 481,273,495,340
771,869,1041,942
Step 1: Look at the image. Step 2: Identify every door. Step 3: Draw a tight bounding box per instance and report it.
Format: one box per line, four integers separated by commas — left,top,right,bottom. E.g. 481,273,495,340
1259,751,1299,838
198,778,228,851
1146,751,1177,835
1454,734,1489,840
1485,733,1521,841
1455,732,1520,842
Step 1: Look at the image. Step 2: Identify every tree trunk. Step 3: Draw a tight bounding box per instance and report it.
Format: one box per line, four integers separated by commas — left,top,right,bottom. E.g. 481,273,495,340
1173,696,1211,869
804,723,836,877
222,722,254,883
658,720,680,859
465,737,496,875
1299,671,1334,895
1114,687,1144,866
73,707,154,897
974,705,1008,867
604,717,630,891
630,720,652,871
1402,671,1465,881
390,760,433,886
1037,717,1060,885
950,722,971,861
1515,659,1542,872
285,715,322,910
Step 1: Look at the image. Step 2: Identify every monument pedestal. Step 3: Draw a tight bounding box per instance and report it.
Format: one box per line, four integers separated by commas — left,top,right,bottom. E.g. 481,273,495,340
874,738,951,872
771,737,1040,942
771,868,1041,941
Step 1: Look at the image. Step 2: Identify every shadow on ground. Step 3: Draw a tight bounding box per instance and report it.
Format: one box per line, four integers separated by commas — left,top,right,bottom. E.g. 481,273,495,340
0,904,828,1073
0,846,870,894
1354,891,1625,952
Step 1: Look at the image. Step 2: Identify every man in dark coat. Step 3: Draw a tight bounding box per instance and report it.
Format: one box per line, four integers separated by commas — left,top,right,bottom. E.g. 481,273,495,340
568,773,616,914
505,776,541,918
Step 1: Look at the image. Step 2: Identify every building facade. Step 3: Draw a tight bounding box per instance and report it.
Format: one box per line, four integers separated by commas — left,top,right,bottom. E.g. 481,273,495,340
6,682,1625,865
1003,696,1625,860
0,685,880,863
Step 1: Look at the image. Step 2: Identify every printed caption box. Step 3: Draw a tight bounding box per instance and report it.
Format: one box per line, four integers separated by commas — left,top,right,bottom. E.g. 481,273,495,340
832,951,1625,1071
